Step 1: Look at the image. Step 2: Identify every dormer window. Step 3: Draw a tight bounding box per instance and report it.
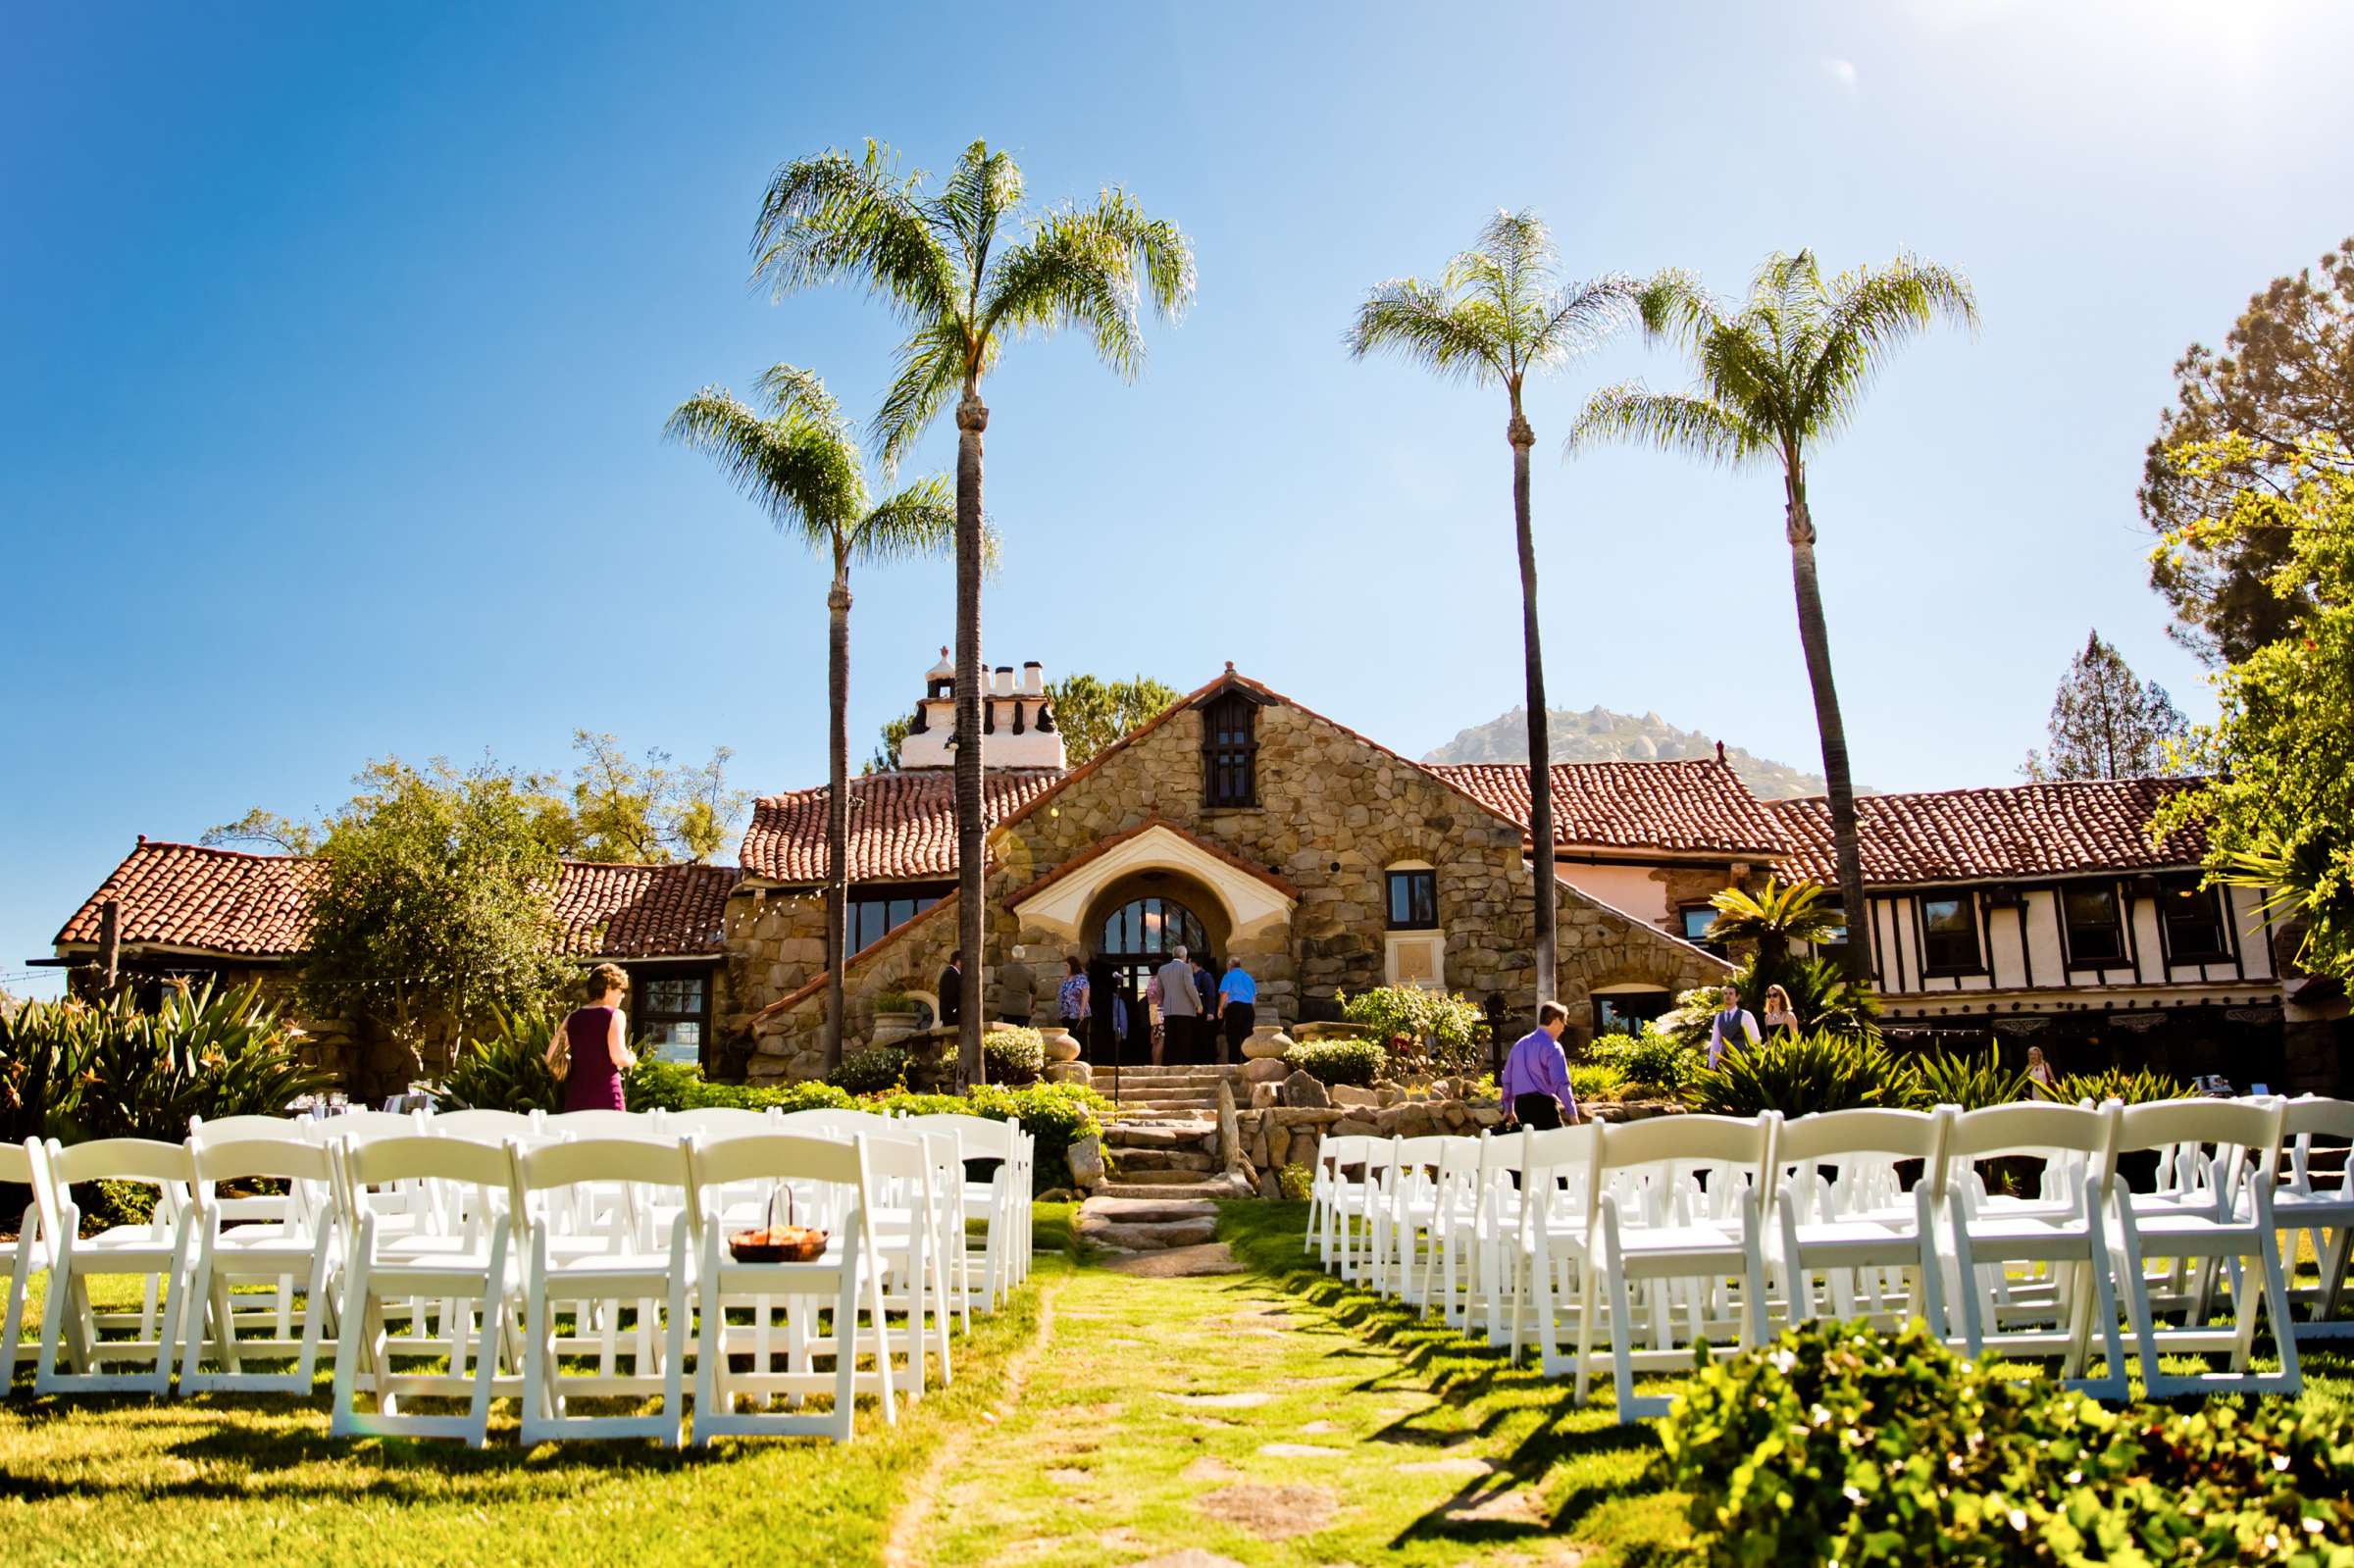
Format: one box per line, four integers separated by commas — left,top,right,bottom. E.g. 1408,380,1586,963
1203,691,1258,808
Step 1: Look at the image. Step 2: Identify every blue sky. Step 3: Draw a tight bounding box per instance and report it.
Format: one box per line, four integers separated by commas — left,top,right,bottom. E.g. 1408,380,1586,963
5,0,2350,992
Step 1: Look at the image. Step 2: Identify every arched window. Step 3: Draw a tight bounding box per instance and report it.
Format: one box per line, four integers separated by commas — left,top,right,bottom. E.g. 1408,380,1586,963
1099,895,1210,959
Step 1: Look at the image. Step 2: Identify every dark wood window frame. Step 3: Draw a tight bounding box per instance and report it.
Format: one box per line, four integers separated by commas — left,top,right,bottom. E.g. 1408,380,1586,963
2059,881,2128,969
1677,904,1722,953
1918,892,1985,976
1386,868,1439,930
2157,880,2233,966
846,882,951,955
1201,691,1260,809
632,967,712,1066
1592,989,1672,1037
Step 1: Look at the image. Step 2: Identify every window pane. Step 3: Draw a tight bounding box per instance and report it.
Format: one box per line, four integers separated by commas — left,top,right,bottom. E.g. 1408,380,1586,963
643,977,703,1017
889,897,914,929
2163,885,2229,958
1681,907,1715,942
2063,885,2124,963
1921,896,1978,970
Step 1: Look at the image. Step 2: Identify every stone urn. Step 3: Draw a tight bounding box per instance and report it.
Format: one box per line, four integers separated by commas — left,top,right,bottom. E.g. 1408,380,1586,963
1241,1024,1293,1061
871,1000,922,1047
1043,1027,1083,1063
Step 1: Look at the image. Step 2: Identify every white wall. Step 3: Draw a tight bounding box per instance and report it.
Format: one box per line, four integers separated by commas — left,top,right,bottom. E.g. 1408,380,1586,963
1557,864,1670,929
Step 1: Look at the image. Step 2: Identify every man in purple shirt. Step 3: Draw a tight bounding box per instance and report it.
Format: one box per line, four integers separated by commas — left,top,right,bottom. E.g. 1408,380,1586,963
1501,1001,1577,1131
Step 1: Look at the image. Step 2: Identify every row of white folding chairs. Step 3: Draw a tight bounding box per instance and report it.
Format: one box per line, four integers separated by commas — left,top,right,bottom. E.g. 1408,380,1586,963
0,1114,1018,1446
1308,1096,2335,1423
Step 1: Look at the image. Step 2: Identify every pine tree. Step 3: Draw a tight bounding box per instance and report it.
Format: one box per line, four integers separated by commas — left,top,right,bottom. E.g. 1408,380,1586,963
2021,631,2189,781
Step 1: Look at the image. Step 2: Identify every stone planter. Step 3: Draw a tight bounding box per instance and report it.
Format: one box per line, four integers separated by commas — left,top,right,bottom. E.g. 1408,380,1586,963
1043,1028,1082,1063
1241,1025,1293,1061
871,1008,922,1047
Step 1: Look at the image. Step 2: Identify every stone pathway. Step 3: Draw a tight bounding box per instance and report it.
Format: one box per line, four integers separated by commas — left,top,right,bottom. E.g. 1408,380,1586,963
906,1220,1613,1566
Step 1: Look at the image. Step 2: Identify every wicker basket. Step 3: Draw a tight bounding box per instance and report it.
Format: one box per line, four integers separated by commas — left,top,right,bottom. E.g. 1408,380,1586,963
728,1185,828,1263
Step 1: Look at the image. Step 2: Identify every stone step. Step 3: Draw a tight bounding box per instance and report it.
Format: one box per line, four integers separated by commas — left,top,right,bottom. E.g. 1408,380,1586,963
1107,1147,1215,1173
1080,1195,1218,1224
1094,1175,1254,1202
1100,1167,1218,1187
1076,1194,1221,1252
1103,1120,1217,1143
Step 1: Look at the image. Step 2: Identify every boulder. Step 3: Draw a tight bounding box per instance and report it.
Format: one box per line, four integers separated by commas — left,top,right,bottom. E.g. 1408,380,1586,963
1216,1078,1243,1174
1266,1122,1292,1167
1066,1135,1106,1190
1045,1060,1094,1087
1330,1084,1381,1110
1249,1081,1280,1111
1331,1117,1379,1138
1282,1070,1331,1110
1242,1056,1290,1084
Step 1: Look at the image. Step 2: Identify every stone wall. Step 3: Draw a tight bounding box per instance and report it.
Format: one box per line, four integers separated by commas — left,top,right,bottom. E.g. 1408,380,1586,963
744,686,1732,1081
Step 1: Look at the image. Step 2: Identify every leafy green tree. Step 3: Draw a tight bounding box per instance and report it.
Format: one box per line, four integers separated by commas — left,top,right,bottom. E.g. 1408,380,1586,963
2020,630,2187,781
752,138,1194,1087
1349,212,1635,1005
1572,250,1978,985
668,365,956,1070
1046,673,1182,767
863,711,915,776
2142,238,2353,664
2154,435,2354,980
301,758,574,1081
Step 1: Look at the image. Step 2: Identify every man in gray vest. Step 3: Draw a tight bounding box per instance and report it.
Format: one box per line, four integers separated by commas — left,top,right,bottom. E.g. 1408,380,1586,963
1156,943,1203,1063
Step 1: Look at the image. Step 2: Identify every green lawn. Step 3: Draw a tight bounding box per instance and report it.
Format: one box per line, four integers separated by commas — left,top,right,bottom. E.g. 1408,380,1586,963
5,1204,2349,1566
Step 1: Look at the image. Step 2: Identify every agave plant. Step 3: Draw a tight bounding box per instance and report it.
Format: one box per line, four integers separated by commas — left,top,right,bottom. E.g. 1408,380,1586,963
66,979,325,1143
1904,1045,2028,1112
1682,1029,1911,1119
2033,1066,2193,1106
439,1004,564,1112
0,993,98,1145
1766,955,1882,1042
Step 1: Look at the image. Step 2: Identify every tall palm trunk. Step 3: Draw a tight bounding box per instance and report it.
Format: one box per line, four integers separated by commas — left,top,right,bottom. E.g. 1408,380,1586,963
953,391,989,1088
1783,467,1871,986
1510,403,1559,1006
823,565,851,1073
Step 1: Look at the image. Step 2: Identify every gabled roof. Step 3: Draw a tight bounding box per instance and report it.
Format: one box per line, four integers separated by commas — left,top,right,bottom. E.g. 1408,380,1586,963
53,839,737,961
736,770,1064,884
1770,778,2209,885
1429,759,1787,858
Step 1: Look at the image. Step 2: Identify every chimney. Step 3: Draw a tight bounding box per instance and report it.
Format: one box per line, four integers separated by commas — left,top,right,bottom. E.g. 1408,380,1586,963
1022,660,1045,695
897,649,1067,772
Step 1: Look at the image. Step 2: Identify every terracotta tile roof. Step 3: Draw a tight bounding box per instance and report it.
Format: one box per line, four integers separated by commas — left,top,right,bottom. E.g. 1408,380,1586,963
1428,760,1788,856
53,840,735,960
738,769,1065,884
1770,778,2210,885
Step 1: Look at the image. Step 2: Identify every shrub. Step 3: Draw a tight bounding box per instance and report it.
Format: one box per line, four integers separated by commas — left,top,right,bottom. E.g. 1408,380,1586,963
1567,1060,1627,1102
622,1060,852,1113
829,1044,909,1096
1680,1029,1910,1119
1276,1163,1313,1202
1663,1317,2354,1567
1336,986,1486,1075
879,1080,1113,1192
62,980,327,1143
1,992,99,1145
440,1004,562,1112
1283,1037,1387,1088
2035,1065,2194,1105
874,990,915,1012
1905,1044,2028,1111
1588,1030,1700,1096
984,1027,1046,1085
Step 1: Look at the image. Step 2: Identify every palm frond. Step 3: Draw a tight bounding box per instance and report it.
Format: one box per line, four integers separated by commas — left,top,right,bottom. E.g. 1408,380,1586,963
1634,268,1727,359
847,474,958,567
1567,383,1766,466
751,141,959,323
751,363,852,440
1528,273,1640,368
1799,254,1980,434
977,189,1195,379
664,386,865,549
936,139,1022,282
1346,278,1505,384
870,319,972,473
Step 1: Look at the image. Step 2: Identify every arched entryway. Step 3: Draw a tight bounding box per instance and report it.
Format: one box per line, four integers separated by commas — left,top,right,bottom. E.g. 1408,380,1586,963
1087,871,1229,1066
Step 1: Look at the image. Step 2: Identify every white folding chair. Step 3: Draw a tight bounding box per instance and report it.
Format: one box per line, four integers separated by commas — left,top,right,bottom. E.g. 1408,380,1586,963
1572,1114,1776,1422
331,1135,518,1446
850,1129,952,1400
2104,1097,2299,1398
179,1136,340,1394
1768,1108,1950,1335
508,1136,694,1446
428,1108,542,1143
1510,1124,1598,1376
3,1139,59,1392
1933,1101,2128,1399
2278,1096,2354,1340
33,1138,202,1395
903,1113,1019,1313
667,1108,775,1142
688,1132,888,1445
1412,1137,1485,1328
1322,1136,1390,1284
1467,1130,1530,1344
1370,1135,1451,1302
541,1109,669,1140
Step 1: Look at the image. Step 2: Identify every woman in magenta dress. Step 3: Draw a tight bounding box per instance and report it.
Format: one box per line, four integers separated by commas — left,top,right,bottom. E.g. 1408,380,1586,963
548,962,637,1112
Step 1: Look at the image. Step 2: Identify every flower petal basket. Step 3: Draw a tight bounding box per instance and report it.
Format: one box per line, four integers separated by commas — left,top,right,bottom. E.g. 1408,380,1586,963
728,1187,828,1263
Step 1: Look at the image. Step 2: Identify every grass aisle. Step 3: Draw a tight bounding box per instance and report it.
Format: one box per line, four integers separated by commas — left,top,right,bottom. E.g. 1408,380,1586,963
914,1202,1692,1567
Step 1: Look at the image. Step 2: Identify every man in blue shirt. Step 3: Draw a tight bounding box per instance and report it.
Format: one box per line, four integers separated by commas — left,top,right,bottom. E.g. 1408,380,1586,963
1217,956,1258,1063
1500,1001,1577,1131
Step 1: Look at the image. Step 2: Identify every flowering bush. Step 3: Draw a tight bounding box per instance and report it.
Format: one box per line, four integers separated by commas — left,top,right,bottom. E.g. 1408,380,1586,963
983,1026,1046,1085
1336,986,1486,1075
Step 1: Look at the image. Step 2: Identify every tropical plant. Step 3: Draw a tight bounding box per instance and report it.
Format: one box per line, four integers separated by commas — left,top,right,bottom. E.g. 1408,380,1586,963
1681,1029,1910,1119
1283,1037,1388,1089
1349,214,1634,1003
1573,250,1977,985
669,369,955,1074
1586,1030,1700,1096
1566,1059,1627,1103
752,138,1194,1089
1759,954,1882,1042
2033,1066,2194,1106
1703,877,1844,956
439,1003,563,1112
1335,985,1486,1075
63,980,326,1143
983,1026,1045,1085
1904,1043,2028,1111
829,1044,909,1096
0,992,98,1146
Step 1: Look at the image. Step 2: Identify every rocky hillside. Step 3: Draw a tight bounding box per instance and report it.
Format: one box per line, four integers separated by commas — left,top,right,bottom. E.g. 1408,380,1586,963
1422,705,1860,800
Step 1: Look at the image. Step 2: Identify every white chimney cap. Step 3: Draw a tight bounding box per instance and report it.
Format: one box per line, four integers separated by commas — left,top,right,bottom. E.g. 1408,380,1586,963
927,646,954,680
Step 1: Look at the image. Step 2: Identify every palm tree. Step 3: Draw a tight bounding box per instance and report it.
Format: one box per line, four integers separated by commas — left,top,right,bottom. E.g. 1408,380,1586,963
749,139,1194,1088
666,365,956,1073
1571,251,1977,985
1704,877,1846,963
1348,211,1633,1005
